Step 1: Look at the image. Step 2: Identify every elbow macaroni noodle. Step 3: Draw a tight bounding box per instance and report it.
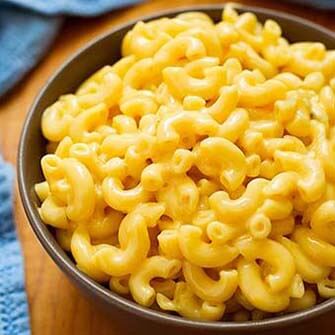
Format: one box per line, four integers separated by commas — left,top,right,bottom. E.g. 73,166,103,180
36,5,335,321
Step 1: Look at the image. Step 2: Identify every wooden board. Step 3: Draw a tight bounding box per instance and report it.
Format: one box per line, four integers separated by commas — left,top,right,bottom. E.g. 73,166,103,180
1,1,335,334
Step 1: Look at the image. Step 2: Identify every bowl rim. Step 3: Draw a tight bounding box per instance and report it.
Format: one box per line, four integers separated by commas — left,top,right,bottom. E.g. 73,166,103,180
18,3,335,332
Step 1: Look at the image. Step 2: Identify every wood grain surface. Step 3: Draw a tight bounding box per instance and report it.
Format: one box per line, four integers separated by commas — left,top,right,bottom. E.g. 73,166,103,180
1,1,335,334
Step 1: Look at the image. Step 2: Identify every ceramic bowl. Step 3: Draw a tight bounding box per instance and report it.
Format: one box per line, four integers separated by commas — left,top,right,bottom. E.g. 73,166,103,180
18,5,335,334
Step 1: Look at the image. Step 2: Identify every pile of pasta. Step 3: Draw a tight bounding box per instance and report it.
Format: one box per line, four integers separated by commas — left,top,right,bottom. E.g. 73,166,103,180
36,5,335,321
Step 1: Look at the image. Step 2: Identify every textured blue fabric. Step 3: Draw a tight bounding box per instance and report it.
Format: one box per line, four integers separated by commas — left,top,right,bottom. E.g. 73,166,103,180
0,0,142,97
3,0,143,16
0,5,62,97
0,156,30,335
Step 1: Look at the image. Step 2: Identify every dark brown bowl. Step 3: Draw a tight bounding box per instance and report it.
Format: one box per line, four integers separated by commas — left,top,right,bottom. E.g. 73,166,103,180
18,4,335,334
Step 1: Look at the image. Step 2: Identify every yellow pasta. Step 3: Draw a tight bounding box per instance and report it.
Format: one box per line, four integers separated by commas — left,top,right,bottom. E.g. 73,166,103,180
36,5,335,321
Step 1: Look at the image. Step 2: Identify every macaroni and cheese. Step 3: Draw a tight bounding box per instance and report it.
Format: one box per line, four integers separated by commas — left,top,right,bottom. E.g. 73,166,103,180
36,5,335,321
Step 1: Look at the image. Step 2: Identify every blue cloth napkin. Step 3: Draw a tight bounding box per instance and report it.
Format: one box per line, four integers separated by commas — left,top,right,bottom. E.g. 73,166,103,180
0,156,30,335
0,0,142,97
